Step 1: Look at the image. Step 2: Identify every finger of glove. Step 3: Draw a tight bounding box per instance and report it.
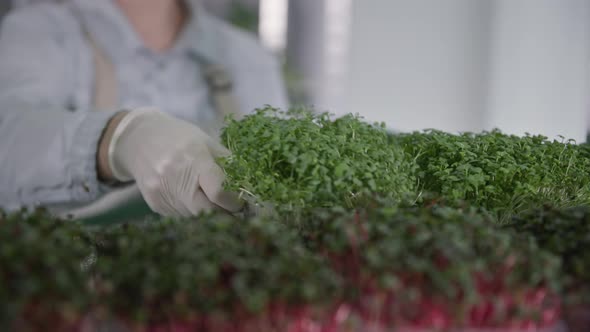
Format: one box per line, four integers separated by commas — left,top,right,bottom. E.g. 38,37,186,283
142,188,180,217
206,138,231,158
166,158,219,217
198,161,243,213
161,177,194,218
183,188,219,216
140,180,191,218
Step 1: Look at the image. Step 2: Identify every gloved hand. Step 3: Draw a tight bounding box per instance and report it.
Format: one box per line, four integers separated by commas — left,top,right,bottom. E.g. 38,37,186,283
104,109,242,217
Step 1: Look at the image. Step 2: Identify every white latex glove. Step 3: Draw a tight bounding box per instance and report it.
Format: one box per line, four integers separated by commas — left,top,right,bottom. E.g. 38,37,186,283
107,109,242,217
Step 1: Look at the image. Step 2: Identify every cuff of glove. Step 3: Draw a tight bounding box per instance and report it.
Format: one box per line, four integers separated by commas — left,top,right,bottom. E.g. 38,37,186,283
107,108,159,182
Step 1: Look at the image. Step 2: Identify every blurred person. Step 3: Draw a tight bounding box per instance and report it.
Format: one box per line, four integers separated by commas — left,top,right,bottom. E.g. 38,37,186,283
0,0,287,217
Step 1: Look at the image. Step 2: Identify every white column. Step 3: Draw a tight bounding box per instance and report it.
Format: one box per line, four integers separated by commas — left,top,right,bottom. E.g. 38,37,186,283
485,0,590,142
259,0,288,52
342,0,492,132
321,0,353,112
286,0,327,105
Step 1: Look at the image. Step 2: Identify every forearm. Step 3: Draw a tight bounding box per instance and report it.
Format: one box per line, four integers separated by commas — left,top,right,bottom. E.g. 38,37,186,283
0,103,117,210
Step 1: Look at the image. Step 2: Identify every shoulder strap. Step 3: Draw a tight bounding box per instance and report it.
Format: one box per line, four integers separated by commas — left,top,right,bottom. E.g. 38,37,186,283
84,30,118,110
202,63,240,120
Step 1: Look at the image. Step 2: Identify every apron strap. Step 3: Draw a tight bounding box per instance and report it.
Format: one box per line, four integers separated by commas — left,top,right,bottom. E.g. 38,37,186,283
202,63,240,120
85,30,118,110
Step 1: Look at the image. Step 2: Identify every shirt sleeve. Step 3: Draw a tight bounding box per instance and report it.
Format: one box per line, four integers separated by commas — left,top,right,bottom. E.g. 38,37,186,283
0,6,115,211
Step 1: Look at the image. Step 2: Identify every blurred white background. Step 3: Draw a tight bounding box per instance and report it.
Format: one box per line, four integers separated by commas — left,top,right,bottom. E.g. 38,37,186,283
3,0,590,141
259,0,590,142
342,0,590,143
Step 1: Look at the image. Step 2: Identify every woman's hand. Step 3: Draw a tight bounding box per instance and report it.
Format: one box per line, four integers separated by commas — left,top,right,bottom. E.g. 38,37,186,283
98,109,242,217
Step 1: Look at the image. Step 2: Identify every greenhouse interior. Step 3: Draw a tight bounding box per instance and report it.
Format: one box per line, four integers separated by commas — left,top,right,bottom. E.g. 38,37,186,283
1,1,590,331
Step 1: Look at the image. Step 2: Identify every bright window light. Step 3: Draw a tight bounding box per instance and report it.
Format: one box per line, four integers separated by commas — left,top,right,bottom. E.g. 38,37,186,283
258,0,289,52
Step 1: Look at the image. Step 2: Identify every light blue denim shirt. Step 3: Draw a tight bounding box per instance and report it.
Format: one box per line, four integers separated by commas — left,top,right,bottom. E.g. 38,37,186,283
0,0,288,211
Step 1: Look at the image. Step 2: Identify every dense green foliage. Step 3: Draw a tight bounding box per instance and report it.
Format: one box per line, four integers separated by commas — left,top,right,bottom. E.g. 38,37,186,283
3,108,590,330
298,204,561,328
1,206,563,330
0,210,91,330
221,107,416,212
302,204,560,297
90,214,341,319
222,108,590,220
0,211,342,329
507,205,590,302
394,130,590,220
